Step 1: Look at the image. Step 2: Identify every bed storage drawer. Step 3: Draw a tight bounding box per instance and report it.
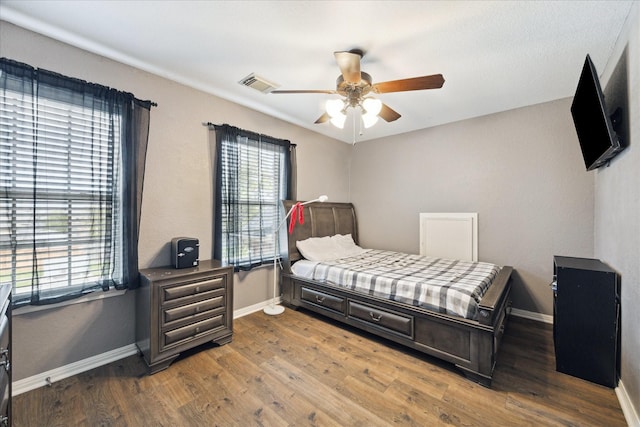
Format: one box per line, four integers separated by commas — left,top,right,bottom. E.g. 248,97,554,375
348,301,414,338
301,287,345,314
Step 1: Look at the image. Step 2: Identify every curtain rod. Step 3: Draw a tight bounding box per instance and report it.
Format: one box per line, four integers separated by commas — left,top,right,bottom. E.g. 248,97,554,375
203,122,296,147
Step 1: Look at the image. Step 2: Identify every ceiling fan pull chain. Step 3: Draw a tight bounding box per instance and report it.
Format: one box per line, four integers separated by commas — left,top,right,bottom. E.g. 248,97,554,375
353,111,358,144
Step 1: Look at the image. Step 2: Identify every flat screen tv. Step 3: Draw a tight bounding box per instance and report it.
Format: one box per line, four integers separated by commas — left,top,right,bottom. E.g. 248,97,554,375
570,54,625,171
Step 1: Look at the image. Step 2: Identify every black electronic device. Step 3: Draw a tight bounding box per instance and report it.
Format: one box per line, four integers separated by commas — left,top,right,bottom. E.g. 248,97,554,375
171,237,199,269
552,256,620,388
570,54,626,171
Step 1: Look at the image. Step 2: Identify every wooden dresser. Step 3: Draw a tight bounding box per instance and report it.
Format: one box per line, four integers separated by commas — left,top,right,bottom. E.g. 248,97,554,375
136,260,233,374
0,284,11,426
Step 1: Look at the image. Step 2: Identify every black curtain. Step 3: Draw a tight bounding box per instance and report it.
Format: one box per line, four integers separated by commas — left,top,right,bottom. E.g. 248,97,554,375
0,58,151,306
212,124,296,271
120,92,151,291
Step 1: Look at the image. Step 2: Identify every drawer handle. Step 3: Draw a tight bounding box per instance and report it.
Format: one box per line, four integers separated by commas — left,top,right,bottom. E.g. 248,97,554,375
315,295,325,304
194,286,201,293
369,312,383,322
195,327,200,334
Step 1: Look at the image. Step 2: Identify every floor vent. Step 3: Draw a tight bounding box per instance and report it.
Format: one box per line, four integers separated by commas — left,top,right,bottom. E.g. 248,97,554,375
238,73,279,93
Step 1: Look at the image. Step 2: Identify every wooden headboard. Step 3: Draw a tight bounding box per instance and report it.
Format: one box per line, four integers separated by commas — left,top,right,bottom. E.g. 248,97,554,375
280,200,358,266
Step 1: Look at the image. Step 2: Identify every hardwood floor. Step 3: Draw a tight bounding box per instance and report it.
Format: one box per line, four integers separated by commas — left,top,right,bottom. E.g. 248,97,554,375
13,308,626,426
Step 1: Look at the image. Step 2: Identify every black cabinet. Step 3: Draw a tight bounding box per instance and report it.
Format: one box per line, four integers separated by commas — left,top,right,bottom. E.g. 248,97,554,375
552,256,620,388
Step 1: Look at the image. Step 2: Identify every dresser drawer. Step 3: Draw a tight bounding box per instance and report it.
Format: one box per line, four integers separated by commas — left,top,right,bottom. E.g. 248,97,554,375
162,304,225,331
162,314,225,349
348,301,413,338
162,276,225,303
163,292,225,324
301,287,345,314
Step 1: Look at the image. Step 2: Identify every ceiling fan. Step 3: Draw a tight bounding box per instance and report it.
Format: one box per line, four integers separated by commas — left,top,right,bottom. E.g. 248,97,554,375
271,49,445,129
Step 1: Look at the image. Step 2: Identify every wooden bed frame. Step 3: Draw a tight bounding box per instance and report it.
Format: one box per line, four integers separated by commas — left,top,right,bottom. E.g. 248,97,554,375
278,201,513,387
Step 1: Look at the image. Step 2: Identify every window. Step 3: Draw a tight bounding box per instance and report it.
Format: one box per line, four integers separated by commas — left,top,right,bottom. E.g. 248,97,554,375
213,124,295,271
0,58,151,306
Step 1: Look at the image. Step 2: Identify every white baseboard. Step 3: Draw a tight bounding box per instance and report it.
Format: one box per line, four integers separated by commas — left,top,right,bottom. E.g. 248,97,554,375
233,297,283,319
617,380,640,427
510,307,553,324
12,343,138,396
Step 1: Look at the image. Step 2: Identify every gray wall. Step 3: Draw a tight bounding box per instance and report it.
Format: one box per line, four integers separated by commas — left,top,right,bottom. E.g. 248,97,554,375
350,98,594,315
0,21,352,380
595,2,640,417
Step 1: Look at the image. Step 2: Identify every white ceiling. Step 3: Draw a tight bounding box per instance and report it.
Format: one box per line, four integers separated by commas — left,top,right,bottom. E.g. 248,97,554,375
0,1,634,143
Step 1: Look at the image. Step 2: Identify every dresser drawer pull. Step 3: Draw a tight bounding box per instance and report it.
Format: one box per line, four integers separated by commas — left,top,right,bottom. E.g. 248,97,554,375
369,312,383,322
315,295,325,303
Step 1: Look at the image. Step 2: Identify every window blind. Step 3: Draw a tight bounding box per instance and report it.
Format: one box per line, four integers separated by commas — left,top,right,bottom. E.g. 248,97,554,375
0,82,123,301
215,125,291,271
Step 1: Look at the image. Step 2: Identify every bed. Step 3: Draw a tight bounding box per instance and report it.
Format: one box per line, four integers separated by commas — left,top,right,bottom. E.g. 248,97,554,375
278,200,513,387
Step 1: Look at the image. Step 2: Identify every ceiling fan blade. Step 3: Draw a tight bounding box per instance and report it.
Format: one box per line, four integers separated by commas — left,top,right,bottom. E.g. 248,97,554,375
334,51,361,84
379,103,401,122
314,112,331,124
373,74,445,93
271,89,337,94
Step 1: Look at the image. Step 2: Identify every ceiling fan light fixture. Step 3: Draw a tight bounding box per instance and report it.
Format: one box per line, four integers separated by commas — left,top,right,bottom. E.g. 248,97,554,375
362,112,379,128
326,99,346,117
361,97,382,128
326,98,347,128
330,114,346,129
362,97,382,116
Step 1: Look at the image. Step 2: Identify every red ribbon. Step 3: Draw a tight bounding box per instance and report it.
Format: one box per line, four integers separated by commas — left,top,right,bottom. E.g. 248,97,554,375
288,202,304,234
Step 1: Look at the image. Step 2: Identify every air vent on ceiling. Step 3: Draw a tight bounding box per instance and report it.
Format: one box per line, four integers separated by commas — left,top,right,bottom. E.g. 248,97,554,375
238,73,279,93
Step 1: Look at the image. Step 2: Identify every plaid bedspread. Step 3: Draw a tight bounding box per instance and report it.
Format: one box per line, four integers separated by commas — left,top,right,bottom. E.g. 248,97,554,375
306,250,501,320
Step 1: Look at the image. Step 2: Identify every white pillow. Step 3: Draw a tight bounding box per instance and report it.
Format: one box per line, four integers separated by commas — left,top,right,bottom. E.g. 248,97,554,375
296,234,366,261
331,234,367,258
296,236,335,261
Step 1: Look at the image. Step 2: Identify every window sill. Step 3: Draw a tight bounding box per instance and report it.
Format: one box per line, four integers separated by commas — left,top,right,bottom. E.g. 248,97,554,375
13,288,128,316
